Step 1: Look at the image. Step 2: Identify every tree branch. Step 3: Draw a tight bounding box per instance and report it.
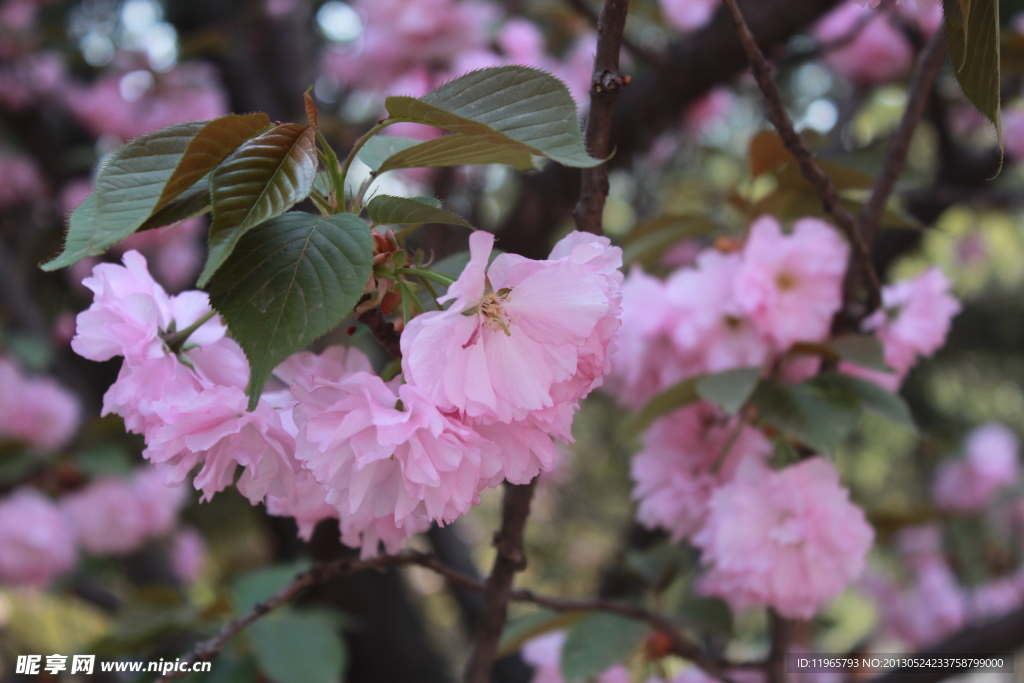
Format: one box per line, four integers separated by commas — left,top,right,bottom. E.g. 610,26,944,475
572,0,632,234
766,610,791,683
356,302,403,359
160,545,738,683
858,26,946,248
463,479,539,683
719,0,880,311
155,552,440,682
866,605,1024,683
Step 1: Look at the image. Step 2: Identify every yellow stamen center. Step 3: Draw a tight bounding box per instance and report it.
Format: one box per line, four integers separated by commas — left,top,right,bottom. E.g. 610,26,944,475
480,291,514,336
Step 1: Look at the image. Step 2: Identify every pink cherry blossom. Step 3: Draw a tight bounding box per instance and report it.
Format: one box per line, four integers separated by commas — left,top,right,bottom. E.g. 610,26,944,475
666,249,770,374
735,216,849,350
606,268,686,409
61,478,151,555
660,0,721,31
814,3,914,85
266,473,340,541
0,489,77,585
72,250,213,364
632,402,772,541
694,458,874,619
143,384,299,504
860,267,960,382
402,230,621,425
0,357,81,452
171,527,207,584
934,423,1020,512
294,371,500,556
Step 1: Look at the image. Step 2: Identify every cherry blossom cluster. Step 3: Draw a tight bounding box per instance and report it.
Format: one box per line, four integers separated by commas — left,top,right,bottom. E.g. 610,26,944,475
71,231,623,557
608,215,850,409
609,215,959,408
0,356,80,453
0,469,200,587
612,215,960,619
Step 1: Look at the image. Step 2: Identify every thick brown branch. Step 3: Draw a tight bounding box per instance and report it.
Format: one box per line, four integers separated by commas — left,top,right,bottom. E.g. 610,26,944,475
867,605,1024,683
719,0,880,311
858,26,946,248
463,480,539,683
572,0,632,234
766,610,791,683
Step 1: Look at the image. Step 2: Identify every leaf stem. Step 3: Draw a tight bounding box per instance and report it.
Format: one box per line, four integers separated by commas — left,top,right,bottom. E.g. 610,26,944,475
308,187,333,216
417,276,443,308
164,310,217,354
394,267,456,286
338,119,402,208
315,131,345,212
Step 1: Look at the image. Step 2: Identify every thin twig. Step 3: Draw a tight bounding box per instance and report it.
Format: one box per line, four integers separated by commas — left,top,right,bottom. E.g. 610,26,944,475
571,0,632,234
858,26,946,248
156,552,437,682
719,0,880,309
463,479,539,682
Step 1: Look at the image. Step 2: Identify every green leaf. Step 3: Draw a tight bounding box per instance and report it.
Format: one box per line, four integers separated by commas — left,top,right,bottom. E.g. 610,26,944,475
230,561,311,614
42,121,206,270
138,177,212,232
943,0,1002,150
826,335,892,373
623,377,701,438
696,367,761,414
357,135,421,171
560,613,647,683
377,133,538,173
497,610,585,659
248,612,347,683
385,65,600,168
815,371,915,427
366,194,473,228
750,378,861,456
201,123,318,286
209,212,373,409
155,113,271,214
677,597,733,637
